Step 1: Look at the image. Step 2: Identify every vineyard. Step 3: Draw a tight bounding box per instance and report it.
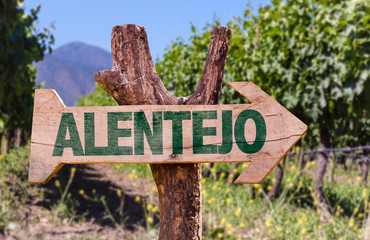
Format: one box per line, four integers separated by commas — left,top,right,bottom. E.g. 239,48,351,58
1,0,369,239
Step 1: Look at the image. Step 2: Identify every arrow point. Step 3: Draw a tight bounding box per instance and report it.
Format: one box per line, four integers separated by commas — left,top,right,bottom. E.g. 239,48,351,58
228,82,269,103
233,161,269,184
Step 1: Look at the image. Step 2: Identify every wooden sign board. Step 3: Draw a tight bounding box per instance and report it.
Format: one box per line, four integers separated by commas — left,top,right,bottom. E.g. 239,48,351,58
29,82,307,184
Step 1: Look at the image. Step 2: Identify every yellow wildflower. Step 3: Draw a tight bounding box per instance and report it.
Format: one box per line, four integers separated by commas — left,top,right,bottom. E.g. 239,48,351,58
258,187,263,193
229,174,234,180
253,184,259,189
71,167,76,176
291,165,296,172
151,186,157,192
116,189,122,197
225,188,231,194
242,163,248,169
217,233,223,239
147,204,153,211
295,146,300,152
226,198,232,205
220,172,226,179
202,178,206,184
220,218,226,225
147,217,153,224
239,222,245,228
226,223,232,229
357,176,362,183
55,180,60,187
202,189,208,197
135,196,141,202
234,168,238,174
152,206,158,213
79,189,85,195
298,219,303,226
301,228,307,234
255,227,260,233
265,217,272,228
349,218,355,228
249,199,254,204
271,178,276,184
235,207,242,217
208,197,216,204
363,188,367,198
267,185,272,191
276,226,282,232
285,229,290,234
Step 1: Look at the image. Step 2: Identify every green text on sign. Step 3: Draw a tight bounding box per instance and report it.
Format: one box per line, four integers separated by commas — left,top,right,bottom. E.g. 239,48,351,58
53,109,266,157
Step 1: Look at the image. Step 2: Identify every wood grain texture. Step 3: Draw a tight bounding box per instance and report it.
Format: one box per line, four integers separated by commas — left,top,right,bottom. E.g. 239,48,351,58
29,82,307,184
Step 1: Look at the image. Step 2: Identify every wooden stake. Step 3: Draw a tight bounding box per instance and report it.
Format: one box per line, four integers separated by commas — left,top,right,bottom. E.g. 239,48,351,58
94,24,231,239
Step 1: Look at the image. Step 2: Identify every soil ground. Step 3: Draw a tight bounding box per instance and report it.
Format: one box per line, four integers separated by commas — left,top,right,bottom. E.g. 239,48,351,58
1,164,158,240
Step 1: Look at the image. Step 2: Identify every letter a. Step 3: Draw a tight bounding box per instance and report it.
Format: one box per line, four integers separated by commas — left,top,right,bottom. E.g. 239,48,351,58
53,113,84,156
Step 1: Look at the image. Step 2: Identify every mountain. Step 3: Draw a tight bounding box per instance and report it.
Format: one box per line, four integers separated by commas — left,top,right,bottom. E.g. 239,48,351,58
36,42,112,106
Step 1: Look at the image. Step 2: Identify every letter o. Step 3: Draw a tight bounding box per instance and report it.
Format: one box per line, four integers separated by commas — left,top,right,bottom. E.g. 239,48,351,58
234,109,266,154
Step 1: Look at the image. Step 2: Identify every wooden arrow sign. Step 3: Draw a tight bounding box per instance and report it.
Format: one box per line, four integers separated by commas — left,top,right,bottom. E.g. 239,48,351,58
29,82,307,184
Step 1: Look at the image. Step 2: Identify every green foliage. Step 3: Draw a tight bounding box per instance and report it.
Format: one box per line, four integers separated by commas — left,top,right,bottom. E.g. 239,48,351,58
0,0,54,133
76,83,117,107
0,146,29,180
155,0,369,148
241,0,370,147
0,147,34,231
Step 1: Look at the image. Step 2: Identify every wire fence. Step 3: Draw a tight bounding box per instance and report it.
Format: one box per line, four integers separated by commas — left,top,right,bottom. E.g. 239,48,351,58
287,145,370,161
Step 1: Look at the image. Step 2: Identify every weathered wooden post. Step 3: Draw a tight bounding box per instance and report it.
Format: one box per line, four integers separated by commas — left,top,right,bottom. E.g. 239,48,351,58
94,24,231,239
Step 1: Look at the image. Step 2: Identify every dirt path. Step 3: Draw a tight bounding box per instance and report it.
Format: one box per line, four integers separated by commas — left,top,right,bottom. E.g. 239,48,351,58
2,164,158,240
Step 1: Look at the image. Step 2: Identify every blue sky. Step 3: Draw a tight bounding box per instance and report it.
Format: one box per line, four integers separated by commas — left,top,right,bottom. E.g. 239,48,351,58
24,0,269,60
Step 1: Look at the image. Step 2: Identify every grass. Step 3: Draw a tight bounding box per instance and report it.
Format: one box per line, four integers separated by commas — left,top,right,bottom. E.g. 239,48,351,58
0,146,368,239
116,158,369,239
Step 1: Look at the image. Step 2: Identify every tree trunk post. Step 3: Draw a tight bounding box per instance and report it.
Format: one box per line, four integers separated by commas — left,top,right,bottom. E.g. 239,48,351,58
95,24,231,239
328,152,336,183
227,163,239,186
348,150,355,172
3,128,14,154
314,127,331,222
266,163,284,202
362,149,368,187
